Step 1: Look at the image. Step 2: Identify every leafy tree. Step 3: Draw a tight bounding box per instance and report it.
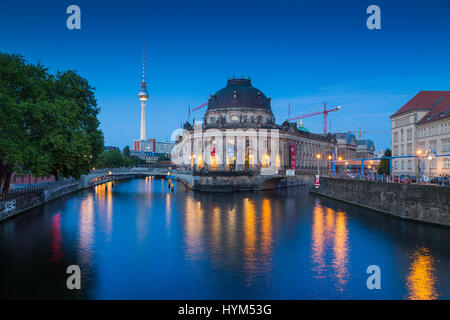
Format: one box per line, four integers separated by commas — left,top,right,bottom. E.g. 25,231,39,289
123,146,131,158
378,148,392,175
0,52,104,198
96,150,125,168
130,155,144,166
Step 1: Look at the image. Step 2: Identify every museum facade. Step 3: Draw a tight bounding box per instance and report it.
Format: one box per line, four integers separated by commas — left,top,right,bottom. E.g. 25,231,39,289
172,78,335,173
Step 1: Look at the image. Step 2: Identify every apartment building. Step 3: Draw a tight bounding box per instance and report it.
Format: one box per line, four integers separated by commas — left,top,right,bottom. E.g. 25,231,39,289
391,91,450,177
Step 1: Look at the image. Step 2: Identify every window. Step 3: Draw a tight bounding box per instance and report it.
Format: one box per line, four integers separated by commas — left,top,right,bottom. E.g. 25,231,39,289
401,160,404,170
393,132,398,143
408,160,412,170
400,129,404,142
407,129,412,140
442,139,450,152
407,143,412,155
444,158,450,169
393,145,398,156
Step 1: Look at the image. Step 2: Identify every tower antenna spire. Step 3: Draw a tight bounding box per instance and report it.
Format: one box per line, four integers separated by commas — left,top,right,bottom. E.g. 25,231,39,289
142,42,146,83
138,43,149,141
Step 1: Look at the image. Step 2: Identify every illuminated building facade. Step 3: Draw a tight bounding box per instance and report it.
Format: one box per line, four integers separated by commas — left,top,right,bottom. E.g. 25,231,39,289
173,78,335,172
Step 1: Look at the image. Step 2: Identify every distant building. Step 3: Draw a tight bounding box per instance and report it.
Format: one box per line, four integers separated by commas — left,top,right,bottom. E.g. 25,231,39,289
356,139,375,159
134,139,156,152
390,91,450,177
131,150,172,163
334,132,357,160
131,139,173,163
156,141,175,154
141,139,156,152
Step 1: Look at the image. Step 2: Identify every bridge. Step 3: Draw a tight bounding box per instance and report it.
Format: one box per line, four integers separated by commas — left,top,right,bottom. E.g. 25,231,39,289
82,167,313,191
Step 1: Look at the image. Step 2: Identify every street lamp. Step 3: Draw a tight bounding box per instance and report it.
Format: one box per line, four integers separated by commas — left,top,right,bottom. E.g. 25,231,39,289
328,155,332,173
416,150,424,183
316,154,321,174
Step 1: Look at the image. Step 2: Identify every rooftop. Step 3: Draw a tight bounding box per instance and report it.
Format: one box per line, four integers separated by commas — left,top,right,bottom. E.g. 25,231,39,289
390,91,450,118
416,95,450,125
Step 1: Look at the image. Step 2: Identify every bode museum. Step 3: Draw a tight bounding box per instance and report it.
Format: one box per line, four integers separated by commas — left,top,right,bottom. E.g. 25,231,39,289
173,78,335,173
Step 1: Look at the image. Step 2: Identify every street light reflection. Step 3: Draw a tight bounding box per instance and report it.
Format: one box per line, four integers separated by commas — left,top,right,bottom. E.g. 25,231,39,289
406,247,439,300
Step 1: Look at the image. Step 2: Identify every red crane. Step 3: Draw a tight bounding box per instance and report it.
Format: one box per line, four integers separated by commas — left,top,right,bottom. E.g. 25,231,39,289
289,103,341,135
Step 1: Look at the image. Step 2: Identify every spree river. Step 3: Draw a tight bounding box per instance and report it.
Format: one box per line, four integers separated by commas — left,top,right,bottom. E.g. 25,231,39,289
1,178,449,300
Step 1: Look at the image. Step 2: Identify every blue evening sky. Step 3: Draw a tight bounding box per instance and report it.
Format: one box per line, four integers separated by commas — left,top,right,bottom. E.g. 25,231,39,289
1,0,449,150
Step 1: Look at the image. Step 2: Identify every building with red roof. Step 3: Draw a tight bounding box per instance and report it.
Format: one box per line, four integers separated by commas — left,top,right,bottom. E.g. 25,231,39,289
391,91,450,177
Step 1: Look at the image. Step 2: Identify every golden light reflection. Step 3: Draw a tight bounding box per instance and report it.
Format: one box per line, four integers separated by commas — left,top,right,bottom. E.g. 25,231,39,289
211,206,221,249
311,205,349,290
406,247,439,300
165,193,172,232
106,182,113,240
243,198,256,280
332,211,349,289
312,205,326,276
184,197,204,259
261,199,273,257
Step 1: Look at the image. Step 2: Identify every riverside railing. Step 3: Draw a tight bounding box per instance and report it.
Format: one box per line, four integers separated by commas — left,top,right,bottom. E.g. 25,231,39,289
4,179,78,199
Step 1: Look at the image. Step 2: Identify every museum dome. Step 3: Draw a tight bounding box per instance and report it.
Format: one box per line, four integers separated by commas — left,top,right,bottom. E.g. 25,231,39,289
207,78,272,111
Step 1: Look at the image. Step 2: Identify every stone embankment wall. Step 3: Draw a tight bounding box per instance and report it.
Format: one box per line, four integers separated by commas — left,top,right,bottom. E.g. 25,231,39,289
0,182,81,221
313,177,450,227
0,174,137,222
176,173,314,192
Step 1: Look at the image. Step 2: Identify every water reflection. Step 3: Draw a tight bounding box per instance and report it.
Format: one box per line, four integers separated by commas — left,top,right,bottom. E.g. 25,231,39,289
406,247,439,300
78,193,95,266
333,211,349,290
95,182,114,240
165,193,172,232
311,204,349,292
243,198,257,284
261,199,273,262
184,197,204,260
50,212,63,263
1,179,449,299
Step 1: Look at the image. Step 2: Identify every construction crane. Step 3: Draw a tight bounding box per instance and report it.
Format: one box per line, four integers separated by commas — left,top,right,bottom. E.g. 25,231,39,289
289,103,341,135
349,127,388,139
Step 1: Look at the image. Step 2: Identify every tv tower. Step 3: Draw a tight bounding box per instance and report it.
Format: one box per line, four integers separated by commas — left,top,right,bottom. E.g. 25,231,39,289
138,44,149,141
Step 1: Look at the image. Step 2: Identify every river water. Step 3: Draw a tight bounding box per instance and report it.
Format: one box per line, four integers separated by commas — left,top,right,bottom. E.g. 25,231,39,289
1,178,449,299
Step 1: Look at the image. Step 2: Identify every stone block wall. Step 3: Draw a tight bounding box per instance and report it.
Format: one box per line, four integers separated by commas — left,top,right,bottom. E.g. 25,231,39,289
313,177,450,227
